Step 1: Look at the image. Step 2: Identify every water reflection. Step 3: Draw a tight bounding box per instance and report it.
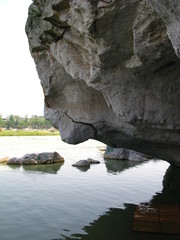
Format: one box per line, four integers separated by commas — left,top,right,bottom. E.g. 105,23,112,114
104,159,144,174
57,164,180,240
59,204,135,240
163,165,180,194
2,137,174,240
59,204,180,240
6,164,21,170
23,163,64,174
7,163,64,174
152,164,180,205
73,166,90,172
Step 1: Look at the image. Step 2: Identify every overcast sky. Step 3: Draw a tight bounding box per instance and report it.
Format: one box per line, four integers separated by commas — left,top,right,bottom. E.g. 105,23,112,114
0,0,44,117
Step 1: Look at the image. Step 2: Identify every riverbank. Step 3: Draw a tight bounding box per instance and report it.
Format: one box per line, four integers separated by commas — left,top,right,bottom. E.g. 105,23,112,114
0,129,59,136
0,157,9,163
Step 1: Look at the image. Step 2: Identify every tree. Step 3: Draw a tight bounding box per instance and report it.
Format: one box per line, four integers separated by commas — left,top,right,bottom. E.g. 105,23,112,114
0,114,53,129
0,115,6,128
6,115,15,129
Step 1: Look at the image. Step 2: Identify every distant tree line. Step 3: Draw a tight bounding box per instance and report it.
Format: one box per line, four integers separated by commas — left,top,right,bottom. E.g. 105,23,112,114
0,115,53,129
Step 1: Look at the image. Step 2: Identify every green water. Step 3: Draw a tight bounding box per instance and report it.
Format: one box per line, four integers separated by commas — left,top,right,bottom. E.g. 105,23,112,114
0,137,179,240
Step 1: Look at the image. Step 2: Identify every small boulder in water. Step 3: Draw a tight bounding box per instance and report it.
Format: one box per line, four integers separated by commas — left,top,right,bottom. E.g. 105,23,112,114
72,158,100,168
72,160,90,167
7,152,64,165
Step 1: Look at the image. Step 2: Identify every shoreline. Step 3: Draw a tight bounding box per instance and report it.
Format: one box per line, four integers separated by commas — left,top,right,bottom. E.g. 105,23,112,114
0,129,59,137
0,157,9,163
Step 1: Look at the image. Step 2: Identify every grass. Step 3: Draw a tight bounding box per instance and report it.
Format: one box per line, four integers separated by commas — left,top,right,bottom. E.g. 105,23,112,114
0,129,60,136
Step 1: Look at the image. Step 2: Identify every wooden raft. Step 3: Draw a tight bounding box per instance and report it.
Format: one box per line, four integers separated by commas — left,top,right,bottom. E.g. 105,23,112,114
133,204,180,234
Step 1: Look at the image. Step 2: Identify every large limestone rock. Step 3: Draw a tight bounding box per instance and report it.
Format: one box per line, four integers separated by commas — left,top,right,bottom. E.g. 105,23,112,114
26,0,180,165
104,146,151,161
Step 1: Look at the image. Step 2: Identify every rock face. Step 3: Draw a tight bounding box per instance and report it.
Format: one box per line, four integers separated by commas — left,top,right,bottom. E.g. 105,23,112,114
26,1,180,165
104,146,151,161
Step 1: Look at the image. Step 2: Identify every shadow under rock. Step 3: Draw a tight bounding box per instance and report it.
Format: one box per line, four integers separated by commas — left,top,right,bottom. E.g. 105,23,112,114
57,203,180,240
151,164,180,205
55,164,180,240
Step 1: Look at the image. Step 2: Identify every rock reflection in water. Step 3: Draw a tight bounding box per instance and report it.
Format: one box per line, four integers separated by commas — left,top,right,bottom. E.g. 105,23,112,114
6,164,21,170
59,204,135,240
163,165,180,194
22,162,64,174
59,204,180,240
73,166,90,172
152,164,180,205
59,164,180,240
104,159,144,174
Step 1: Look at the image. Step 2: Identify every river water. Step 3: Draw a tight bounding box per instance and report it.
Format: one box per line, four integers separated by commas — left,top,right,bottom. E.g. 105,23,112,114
0,136,179,240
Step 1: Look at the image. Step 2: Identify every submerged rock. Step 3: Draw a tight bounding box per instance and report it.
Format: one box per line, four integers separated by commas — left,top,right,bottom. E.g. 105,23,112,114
104,146,151,162
26,0,180,166
7,152,64,165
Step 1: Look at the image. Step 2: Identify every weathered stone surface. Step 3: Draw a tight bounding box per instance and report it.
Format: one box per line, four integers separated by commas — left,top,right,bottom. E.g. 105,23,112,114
87,158,100,164
7,152,64,165
34,151,64,164
72,158,100,167
26,0,180,165
22,153,38,165
7,157,23,165
72,160,91,167
104,146,151,161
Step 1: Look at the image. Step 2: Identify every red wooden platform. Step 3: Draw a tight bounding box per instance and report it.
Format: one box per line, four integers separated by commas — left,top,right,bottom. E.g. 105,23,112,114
133,203,180,234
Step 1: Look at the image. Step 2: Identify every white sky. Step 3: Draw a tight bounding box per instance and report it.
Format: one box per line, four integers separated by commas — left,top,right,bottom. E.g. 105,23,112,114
0,0,44,117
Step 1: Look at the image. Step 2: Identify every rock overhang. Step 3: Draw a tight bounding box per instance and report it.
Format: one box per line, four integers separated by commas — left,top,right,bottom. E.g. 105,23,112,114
26,0,180,166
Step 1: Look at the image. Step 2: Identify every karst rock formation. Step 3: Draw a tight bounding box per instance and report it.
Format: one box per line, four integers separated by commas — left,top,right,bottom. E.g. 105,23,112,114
26,0,180,166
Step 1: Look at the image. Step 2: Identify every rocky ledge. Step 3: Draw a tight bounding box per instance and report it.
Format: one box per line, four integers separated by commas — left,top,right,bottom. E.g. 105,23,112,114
104,146,152,161
7,152,64,165
26,1,180,166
